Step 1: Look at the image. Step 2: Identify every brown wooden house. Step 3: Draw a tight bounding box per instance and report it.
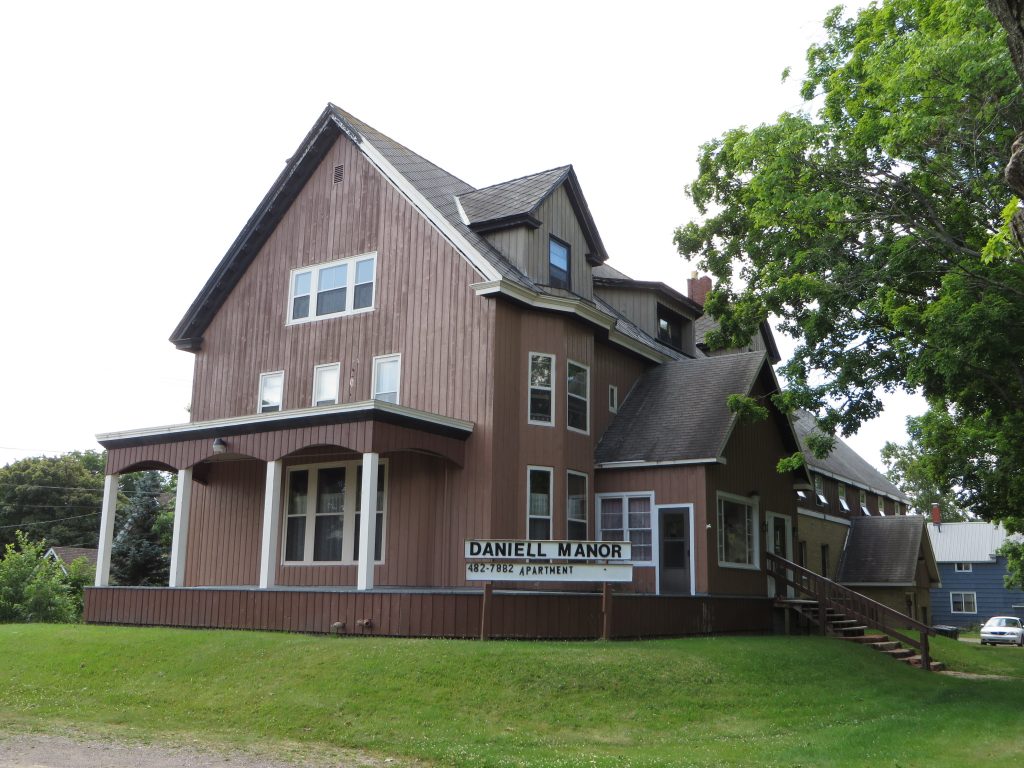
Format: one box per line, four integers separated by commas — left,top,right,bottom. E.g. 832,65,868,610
88,105,812,638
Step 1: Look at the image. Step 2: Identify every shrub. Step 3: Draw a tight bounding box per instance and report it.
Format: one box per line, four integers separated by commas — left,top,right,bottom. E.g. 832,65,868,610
0,532,79,623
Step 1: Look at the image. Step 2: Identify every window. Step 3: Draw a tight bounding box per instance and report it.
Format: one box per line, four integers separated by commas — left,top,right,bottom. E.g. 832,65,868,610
950,592,977,614
796,489,808,502
598,494,652,563
814,476,827,506
820,544,830,578
567,472,588,541
527,467,553,540
837,482,850,513
798,541,808,568
859,489,869,516
567,361,589,433
656,304,684,351
528,353,555,425
283,461,387,564
717,494,758,569
608,385,619,414
258,371,284,413
372,354,401,404
894,501,903,516
954,562,973,572
312,363,340,406
548,236,570,290
878,494,886,516
287,253,377,324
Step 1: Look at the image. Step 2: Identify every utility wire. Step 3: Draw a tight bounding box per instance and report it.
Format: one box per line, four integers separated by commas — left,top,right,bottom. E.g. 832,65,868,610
0,512,100,530
0,484,166,495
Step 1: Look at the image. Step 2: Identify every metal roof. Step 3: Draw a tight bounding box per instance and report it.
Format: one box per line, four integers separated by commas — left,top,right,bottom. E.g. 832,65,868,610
926,521,1022,562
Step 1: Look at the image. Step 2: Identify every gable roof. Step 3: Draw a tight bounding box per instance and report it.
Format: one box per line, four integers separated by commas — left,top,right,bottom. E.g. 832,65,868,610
791,411,908,503
595,352,779,465
926,521,1022,563
170,105,616,351
694,313,782,365
836,516,939,586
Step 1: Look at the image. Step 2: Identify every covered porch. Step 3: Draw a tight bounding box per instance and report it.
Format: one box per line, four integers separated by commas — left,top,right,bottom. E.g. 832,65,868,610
95,401,473,593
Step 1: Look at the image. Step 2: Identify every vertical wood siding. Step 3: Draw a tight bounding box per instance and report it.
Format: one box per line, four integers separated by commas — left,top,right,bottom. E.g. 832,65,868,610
84,588,773,638
483,186,593,299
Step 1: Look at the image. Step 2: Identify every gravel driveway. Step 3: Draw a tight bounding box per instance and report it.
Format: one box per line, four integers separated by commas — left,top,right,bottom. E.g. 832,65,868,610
0,734,401,768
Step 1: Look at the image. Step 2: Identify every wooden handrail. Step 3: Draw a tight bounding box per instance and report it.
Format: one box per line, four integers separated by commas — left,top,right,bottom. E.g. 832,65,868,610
766,552,932,671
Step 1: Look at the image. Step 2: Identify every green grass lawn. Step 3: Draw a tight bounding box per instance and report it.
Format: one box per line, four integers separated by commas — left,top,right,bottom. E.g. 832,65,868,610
2,625,1024,767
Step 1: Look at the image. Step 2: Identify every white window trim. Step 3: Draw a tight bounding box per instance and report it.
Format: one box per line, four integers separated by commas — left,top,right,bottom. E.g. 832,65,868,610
312,362,341,407
371,353,401,404
566,470,589,540
716,491,760,571
596,491,655,565
566,359,590,435
608,384,619,414
527,352,556,427
527,466,554,540
281,459,388,566
286,251,378,325
950,591,977,614
954,562,973,572
258,370,284,414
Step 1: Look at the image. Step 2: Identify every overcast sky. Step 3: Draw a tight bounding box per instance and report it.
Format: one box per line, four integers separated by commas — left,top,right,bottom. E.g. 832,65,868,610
0,0,922,472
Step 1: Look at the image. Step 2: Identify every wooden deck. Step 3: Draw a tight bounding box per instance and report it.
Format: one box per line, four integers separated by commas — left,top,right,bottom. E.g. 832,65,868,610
84,587,772,639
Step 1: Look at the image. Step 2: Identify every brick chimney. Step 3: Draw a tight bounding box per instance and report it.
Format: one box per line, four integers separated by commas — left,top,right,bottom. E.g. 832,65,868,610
931,502,942,527
687,271,713,307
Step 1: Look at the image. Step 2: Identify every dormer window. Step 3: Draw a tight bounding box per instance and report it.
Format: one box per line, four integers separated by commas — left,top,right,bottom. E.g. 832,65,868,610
549,237,570,290
837,482,850,513
258,371,284,413
657,304,684,351
288,253,377,324
814,475,827,506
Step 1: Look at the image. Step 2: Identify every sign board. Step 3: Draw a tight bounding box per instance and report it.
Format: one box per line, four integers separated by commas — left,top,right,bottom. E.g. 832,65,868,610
465,562,634,582
464,539,631,561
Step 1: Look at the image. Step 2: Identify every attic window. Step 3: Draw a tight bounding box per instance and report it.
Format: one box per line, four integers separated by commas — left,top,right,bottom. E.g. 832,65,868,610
656,304,684,351
549,236,571,290
333,165,345,184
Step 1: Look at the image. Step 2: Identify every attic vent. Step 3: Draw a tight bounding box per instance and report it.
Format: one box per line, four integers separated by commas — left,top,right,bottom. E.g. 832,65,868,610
333,165,345,184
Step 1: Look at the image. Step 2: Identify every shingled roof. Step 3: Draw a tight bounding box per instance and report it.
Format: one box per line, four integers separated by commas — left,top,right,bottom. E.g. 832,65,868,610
595,352,773,464
836,516,939,586
457,167,569,229
792,411,908,502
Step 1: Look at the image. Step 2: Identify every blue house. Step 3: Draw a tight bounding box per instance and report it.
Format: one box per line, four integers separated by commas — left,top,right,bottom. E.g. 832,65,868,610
926,520,1024,627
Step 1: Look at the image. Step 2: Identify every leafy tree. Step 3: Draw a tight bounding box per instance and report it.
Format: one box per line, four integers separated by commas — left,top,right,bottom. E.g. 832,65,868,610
881,413,966,518
676,0,1024,517
0,531,79,623
0,451,105,549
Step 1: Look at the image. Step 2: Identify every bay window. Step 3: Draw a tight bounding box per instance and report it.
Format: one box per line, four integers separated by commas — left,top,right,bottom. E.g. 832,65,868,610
567,471,588,540
567,361,589,434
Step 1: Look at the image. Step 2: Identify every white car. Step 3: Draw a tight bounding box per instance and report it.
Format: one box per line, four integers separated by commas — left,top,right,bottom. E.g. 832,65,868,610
980,616,1024,646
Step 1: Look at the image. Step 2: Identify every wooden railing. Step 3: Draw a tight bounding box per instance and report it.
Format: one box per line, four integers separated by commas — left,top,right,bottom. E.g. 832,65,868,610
765,552,933,671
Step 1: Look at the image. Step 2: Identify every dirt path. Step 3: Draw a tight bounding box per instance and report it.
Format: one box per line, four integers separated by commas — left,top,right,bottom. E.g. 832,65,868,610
0,733,401,768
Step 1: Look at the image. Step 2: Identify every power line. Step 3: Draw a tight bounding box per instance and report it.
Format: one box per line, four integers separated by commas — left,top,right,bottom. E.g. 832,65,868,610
0,484,166,495
0,512,100,530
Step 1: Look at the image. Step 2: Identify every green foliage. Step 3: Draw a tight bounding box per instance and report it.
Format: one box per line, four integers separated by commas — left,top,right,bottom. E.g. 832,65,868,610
676,0,1024,520
0,451,106,549
776,451,807,474
1000,539,1024,591
881,410,967,517
726,393,769,422
0,532,78,623
111,472,172,586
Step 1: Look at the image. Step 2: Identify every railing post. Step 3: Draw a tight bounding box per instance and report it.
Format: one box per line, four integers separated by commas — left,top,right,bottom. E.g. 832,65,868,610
921,631,931,672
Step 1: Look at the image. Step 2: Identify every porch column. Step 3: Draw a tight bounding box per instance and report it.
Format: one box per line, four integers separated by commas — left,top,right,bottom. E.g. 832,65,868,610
259,460,283,589
357,452,379,591
94,473,118,587
168,467,192,587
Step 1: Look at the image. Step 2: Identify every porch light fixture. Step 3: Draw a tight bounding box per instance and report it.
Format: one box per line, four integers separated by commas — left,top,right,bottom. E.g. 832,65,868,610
212,437,228,454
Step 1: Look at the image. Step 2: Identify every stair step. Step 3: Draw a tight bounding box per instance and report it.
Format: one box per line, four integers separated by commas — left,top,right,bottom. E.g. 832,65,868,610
882,648,914,659
904,656,946,672
836,625,868,636
869,641,901,651
830,619,860,627
844,634,889,644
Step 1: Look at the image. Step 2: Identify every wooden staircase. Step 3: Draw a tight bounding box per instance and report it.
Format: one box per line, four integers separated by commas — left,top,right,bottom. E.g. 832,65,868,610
767,554,943,672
